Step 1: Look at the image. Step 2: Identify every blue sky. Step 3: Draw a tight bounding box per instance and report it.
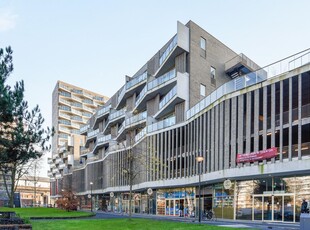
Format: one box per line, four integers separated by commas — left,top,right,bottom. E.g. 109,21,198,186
1,0,309,175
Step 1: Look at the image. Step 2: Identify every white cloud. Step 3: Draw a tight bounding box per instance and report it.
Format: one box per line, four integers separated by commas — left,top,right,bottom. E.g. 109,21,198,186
0,10,18,32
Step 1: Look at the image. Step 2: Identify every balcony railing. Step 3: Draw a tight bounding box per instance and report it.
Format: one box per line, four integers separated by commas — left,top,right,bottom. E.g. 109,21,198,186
59,98,71,106
80,147,90,155
59,112,71,120
87,129,99,139
80,124,89,134
71,94,82,102
97,104,111,117
148,69,176,90
126,72,147,90
186,48,310,120
58,163,66,169
159,35,177,66
71,108,82,116
59,127,71,134
147,116,175,133
97,134,111,144
135,69,176,108
135,85,147,107
159,86,177,109
118,86,126,103
126,111,147,126
109,109,125,121
118,121,125,134
135,127,147,143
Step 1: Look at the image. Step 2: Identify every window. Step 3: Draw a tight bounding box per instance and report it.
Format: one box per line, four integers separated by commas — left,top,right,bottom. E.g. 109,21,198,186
200,37,206,50
200,84,206,97
211,66,216,79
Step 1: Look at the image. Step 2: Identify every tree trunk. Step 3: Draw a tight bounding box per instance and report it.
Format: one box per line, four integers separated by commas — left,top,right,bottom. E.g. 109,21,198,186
9,167,16,208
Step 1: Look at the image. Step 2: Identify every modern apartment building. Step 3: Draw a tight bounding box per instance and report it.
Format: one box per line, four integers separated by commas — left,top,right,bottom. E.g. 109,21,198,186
48,81,108,198
57,21,310,223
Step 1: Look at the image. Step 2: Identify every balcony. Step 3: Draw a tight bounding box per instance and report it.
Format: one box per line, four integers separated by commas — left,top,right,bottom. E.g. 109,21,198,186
52,168,59,174
55,174,62,179
117,72,148,109
55,158,62,164
47,171,53,177
59,112,71,120
225,53,260,79
67,155,74,166
47,158,53,164
147,116,176,133
59,126,71,134
58,163,66,169
135,127,147,143
93,104,111,129
59,98,71,107
49,163,56,169
93,134,111,153
86,129,99,143
103,110,126,135
154,72,189,119
135,69,177,111
80,124,89,135
125,111,147,130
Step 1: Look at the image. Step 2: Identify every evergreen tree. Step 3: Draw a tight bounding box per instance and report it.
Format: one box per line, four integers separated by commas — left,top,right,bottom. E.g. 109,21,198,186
0,47,52,207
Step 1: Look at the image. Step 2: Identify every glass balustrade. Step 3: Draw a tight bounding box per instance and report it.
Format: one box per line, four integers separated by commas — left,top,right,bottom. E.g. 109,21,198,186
159,86,177,110
110,109,125,121
118,121,125,134
87,129,99,138
126,71,147,90
126,111,147,126
118,86,126,103
135,127,147,142
80,124,89,133
135,85,147,106
97,104,111,117
159,35,177,65
147,116,176,133
148,69,176,90
97,134,111,143
186,49,310,120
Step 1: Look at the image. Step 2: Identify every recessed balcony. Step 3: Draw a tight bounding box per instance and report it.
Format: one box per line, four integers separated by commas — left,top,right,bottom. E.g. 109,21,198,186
103,109,126,135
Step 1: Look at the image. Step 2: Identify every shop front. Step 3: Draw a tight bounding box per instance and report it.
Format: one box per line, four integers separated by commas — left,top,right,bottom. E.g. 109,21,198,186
156,188,195,217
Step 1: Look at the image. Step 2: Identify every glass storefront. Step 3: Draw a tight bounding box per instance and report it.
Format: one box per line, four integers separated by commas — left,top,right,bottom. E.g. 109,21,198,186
157,188,195,217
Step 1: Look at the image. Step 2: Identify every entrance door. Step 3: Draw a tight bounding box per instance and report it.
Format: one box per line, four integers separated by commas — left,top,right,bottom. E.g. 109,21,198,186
253,194,295,222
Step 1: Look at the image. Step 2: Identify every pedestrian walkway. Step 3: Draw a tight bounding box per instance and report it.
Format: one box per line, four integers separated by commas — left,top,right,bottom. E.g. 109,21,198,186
94,211,300,230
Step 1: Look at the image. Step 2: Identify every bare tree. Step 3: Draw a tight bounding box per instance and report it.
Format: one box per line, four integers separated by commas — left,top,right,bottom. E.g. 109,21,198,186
108,134,160,219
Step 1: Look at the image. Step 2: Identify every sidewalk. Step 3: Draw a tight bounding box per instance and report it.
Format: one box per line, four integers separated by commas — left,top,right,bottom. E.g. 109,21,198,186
94,211,300,230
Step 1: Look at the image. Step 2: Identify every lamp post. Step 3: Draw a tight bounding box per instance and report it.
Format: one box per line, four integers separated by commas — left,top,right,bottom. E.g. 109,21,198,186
90,182,93,212
196,156,204,223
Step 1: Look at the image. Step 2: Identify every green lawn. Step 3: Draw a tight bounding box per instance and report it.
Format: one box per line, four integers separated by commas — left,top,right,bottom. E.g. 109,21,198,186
0,207,93,218
31,219,239,230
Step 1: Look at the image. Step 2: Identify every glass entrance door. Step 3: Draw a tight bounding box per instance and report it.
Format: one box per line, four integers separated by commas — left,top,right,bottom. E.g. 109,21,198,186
253,194,295,222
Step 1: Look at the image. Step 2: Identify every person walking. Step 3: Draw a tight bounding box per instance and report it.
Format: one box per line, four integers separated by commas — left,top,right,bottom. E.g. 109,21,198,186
301,199,309,213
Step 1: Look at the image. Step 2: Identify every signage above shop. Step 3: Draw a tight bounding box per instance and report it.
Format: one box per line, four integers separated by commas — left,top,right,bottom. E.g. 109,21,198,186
237,147,278,163
110,192,114,198
147,188,153,195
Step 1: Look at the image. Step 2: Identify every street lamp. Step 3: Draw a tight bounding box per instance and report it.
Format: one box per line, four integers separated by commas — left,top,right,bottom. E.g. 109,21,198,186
90,182,93,212
196,156,204,223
